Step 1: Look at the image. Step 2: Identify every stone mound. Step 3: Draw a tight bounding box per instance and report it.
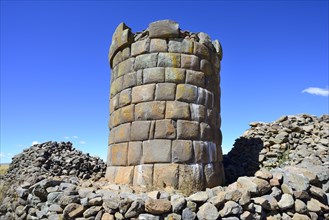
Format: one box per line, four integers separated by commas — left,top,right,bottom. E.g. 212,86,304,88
224,114,329,184
3,141,106,185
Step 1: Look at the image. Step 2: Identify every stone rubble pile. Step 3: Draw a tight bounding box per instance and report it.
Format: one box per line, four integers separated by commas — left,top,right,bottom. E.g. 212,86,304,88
1,114,328,220
224,114,329,184
3,141,106,185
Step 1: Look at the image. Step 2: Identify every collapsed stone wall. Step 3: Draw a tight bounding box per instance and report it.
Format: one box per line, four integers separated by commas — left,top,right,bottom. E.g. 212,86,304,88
106,20,224,190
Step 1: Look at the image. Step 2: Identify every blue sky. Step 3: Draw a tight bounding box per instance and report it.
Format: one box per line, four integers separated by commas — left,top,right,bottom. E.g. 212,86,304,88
1,1,328,164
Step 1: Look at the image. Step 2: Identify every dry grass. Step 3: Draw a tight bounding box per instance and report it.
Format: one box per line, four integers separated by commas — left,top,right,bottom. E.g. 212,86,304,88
0,164,9,176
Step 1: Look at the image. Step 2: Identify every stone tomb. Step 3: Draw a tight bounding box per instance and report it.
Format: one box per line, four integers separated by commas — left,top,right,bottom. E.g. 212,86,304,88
106,20,224,191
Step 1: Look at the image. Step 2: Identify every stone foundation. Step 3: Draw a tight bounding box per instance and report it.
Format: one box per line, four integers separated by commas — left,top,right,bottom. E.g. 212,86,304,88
106,20,224,191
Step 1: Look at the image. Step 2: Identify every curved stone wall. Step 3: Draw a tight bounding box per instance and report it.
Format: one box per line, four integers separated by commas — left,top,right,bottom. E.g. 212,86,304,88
106,20,224,191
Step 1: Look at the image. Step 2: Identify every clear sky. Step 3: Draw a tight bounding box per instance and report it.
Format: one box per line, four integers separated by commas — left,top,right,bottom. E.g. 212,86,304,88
1,1,328,164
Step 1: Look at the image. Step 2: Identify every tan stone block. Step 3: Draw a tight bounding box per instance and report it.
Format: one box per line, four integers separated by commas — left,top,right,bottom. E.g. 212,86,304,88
110,143,128,166
190,104,206,122
118,88,131,107
109,109,121,128
143,140,171,163
200,122,213,141
106,145,111,166
143,67,165,84
193,141,208,163
168,39,193,54
149,120,155,139
204,163,221,188
150,39,167,52
193,42,210,60
133,164,154,187
207,142,218,163
134,53,158,70
179,164,204,191
114,123,131,143
131,121,151,141
131,38,150,56
114,166,134,184
120,104,134,124
181,54,200,70
165,101,190,120
148,20,179,38
132,84,155,103
165,67,185,83
172,140,193,163
112,50,122,67
128,141,142,165
136,70,143,86
154,119,176,139
117,58,135,77
110,93,119,114
158,53,181,68
177,120,199,140
200,59,213,76
105,166,117,183
122,47,131,60
108,129,115,145
122,72,137,90
155,83,176,101
154,164,179,189
110,76,123,97
135,101,166,120
111,65,118,82
186,70,205,87
176,84,198,103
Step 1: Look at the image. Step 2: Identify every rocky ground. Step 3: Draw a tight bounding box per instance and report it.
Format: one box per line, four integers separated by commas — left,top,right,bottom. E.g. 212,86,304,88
0,114,328,220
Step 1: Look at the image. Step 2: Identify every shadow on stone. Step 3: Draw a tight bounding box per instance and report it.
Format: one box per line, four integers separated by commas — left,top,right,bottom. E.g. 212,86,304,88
223,137,264,184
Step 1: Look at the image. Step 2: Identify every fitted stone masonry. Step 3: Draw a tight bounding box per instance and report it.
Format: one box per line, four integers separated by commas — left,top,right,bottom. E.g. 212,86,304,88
106,20,224,191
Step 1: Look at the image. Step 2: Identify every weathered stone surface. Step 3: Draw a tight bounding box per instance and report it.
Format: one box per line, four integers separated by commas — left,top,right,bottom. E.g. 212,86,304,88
200,59,213,76
188,191,208,203
132,84,155,103
110,76,123,97
292,213,311,220
145,198,171,214
181,54,200,70
197,202,219,220
172,140,193,163
200,122,213,141
118,88,131,107
171,194,186,213
131,121,151,141
193,141,208,163
117,58,135,77
122,72,137,89
143,67,165,84
219,201,243,217
154,119,176,139
63,203,85,218
176,84,198,103
193,42,210,60
110,143,128,166
186,70,204,87
182,208,196,220
133,164,153,187
158,53,181,68
278,194,294,210
114,166,134,184
149,20,179,38
114,123,131,143
134,53,158,70
155,83,176,101
131,38,150,56
168,39,193,54
165,101,190,120
154,164,179,189
83,206,102,218
177,120,199,139
128,141,142,165
150,39,167,52
295,199,307,214
165,68,185,83
135,101,166,120
143,140,171,163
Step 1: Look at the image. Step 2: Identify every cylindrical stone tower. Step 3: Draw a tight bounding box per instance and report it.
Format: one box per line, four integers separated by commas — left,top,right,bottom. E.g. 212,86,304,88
106,20,224,191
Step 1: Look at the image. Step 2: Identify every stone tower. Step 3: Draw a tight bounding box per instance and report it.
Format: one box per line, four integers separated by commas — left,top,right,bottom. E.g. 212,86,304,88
106,20,224,191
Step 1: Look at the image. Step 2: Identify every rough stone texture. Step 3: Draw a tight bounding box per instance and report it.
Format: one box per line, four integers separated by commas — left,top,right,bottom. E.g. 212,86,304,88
106,20,223,190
